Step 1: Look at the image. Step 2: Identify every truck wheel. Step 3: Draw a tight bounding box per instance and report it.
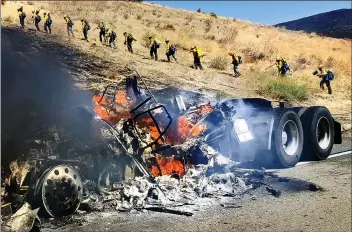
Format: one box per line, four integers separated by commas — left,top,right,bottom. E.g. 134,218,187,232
271,109,303,168
300,106,334,161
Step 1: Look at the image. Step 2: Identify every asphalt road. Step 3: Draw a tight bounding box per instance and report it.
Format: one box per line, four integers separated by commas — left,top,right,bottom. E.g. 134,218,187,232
41,141,351,232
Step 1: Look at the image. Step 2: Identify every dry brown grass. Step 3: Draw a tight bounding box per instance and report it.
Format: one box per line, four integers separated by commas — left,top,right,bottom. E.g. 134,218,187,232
1,1,350,119
42,1,352,94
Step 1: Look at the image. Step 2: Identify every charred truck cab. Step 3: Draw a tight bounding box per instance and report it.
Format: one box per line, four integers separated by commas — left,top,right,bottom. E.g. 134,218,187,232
92,74,342,169
4,72,341,219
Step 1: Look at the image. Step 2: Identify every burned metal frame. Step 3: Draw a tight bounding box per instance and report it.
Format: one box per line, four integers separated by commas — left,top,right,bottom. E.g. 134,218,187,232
130,97,172,149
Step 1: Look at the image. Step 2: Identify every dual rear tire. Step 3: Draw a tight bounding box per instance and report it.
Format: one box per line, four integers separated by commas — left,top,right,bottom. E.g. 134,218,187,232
269,106,335,168
300,106,335,161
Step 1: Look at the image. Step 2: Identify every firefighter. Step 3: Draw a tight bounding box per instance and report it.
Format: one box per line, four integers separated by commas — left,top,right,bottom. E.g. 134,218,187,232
228,51,242,77
165,39,177,63
313,65,333,95
81,19,90,42
34,10,41,31
44,13,52,34
93,22,106,44
43,12,48,32
149,36,160,61
123,32,136,53
190,46,203,70
64,15,74,37
105,27,116,49
275,56,290,76
17,6,26,28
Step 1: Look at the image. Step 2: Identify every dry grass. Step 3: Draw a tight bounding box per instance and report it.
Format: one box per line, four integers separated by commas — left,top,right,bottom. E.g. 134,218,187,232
3,15,13,22
42,1,351,94
209,56,228,70
2,1,349,113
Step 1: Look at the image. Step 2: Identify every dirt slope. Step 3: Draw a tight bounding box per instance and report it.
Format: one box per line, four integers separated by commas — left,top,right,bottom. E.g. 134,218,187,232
1,1,351,130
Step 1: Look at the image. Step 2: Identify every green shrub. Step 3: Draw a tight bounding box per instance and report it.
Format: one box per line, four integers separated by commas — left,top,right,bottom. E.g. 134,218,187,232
123,13,129,20
197,8,201,13
260,79,308,101
209,56,228,70
136,14,142,20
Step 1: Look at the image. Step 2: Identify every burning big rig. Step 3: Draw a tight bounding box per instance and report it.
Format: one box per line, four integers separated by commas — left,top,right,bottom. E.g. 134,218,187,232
1,71,342,221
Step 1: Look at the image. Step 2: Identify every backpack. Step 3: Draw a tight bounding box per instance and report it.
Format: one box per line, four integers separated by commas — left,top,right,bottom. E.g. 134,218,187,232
327,71,334,81
46,18,52,25
67,18,73,26
238,56,242,64
35,15,41,22
170,45,177,52
282,63,290,72
85,22,91,30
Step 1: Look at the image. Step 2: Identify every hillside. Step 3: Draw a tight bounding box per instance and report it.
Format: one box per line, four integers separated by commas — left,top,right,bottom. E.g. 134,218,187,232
276,9,352,39
1,1,351,131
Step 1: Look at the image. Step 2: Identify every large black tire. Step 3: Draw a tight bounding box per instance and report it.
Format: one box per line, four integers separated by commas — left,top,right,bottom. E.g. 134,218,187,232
300,106,335,161
270,109,304,168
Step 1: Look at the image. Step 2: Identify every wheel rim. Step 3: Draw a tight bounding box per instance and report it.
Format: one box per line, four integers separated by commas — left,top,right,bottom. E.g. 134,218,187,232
282,120,299,156
40,165,83,217
316,117,331,150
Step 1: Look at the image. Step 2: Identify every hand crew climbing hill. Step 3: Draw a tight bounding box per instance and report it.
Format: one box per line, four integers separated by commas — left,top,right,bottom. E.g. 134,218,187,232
228,51,242,77
94,22,106,44
64,15,75,37
123,32,136,53
275,56,290,76
105,27,117,49
149,36,160,61
190,46,204,70
9,4,338,96
165,39,178,63
313,65,334,95
33,10,41,31
81,19,90,42
17,6,26,29
44,13,53,34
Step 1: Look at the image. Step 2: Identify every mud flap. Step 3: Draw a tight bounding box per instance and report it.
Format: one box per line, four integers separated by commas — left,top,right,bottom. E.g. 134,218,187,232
333,120,342,144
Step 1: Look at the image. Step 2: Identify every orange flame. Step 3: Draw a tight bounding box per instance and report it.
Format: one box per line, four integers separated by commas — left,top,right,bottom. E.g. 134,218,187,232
92,90,133,126
199,102,214,116
150,156,185,177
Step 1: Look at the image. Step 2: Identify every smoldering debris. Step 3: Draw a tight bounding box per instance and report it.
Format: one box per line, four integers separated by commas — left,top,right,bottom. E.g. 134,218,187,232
1,203,41,232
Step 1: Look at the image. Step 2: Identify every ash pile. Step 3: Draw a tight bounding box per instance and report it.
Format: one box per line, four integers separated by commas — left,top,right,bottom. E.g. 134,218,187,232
1,74,283,231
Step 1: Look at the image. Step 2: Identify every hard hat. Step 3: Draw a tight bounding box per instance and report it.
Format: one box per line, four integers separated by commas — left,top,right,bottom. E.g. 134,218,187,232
276,56,281,60
228,51,233,55
318,65,323,69
165,39,169,42
64,14,67,18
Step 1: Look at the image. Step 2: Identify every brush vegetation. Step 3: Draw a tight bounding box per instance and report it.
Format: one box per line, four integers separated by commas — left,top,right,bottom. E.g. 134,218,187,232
260,78,309,101
1,1,350,126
